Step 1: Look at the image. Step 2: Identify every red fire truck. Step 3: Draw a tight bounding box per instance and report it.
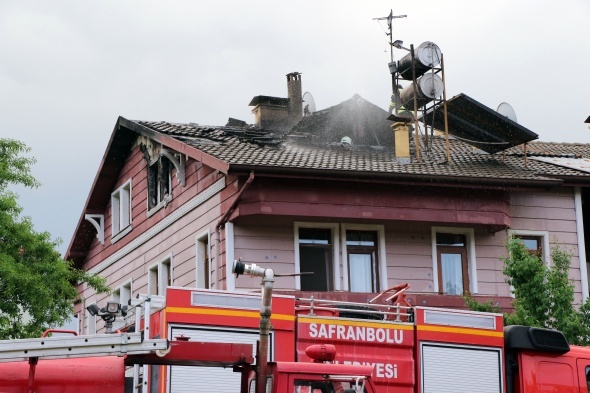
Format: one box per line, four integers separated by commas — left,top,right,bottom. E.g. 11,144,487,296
1,261,589,393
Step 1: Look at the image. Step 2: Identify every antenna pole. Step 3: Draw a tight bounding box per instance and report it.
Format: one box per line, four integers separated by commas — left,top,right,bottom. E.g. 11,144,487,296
410,44,421,162
373,10,407,96
441,54,451,164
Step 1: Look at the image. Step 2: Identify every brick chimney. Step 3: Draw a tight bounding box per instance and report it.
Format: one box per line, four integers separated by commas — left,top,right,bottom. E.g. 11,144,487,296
287,72,302,123
249,72,303,130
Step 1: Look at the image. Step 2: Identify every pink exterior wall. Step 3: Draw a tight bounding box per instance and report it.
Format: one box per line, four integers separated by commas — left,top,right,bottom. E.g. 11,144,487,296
510,188,582,302
230,187,582,302
78,141,242,333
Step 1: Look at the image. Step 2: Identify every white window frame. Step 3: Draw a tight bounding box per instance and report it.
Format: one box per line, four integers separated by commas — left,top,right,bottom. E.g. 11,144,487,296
340,224,387,292
294,222,340,290
148,255,173,296
508,229,550,266
111,179,132,242
112,280,133,307
431,227,477,294
196,230,211,289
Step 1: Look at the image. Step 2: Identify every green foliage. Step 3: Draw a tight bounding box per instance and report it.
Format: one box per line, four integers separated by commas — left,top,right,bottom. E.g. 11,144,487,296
462,294,501,313
0,138,109,339
466,236,590,346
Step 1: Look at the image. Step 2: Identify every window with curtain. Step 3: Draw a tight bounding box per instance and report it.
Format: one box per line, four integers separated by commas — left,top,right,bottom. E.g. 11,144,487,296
346,231,378,293
299,228,333,291
436,233,468,295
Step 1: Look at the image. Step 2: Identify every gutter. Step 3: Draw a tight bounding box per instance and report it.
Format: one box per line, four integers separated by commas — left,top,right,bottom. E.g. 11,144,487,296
227,165,563,189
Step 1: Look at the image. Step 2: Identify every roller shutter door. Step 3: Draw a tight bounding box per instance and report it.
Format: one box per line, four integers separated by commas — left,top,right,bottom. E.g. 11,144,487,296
421,344,502,393
168,326,273,393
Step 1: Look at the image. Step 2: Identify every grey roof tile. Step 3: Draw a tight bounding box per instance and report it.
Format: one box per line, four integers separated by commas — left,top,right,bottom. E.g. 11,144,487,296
134,119,590,185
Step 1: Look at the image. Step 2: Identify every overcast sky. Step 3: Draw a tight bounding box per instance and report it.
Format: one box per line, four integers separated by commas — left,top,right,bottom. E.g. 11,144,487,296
1,1,589,256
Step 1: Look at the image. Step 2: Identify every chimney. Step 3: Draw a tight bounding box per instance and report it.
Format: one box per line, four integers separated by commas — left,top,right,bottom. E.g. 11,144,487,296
249,96,290,129
391,122,411,164
248,72,303,130
287,72,302,123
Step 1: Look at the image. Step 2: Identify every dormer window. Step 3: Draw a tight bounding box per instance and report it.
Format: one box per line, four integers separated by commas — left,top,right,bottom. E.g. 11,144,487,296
148,156,172,211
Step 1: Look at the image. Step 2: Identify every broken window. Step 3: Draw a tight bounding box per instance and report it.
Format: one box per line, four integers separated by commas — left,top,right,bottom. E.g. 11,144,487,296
148,156,172,210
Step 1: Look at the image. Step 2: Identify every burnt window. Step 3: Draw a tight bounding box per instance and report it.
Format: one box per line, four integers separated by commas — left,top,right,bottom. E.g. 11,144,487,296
346,231,379,292
436,233,469,295
299,228,333,291
148,156,172,210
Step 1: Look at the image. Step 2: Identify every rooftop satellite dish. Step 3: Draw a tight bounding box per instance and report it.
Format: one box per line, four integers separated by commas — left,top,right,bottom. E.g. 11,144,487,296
302,92,316,116
497,102,518,123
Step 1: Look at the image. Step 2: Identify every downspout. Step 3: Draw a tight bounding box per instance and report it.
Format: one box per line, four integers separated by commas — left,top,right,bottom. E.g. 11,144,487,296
215,171,255,287
233,261,274,393
575,186,589,301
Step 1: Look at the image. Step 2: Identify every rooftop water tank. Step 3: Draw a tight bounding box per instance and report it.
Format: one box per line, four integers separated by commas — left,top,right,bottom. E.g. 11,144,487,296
397,41,442,80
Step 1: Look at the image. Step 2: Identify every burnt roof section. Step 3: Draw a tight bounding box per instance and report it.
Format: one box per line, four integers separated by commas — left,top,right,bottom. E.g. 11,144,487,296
292,94,394,147
136,121,283,147
421,93,538,154
248,95,290,107
137,119,590,185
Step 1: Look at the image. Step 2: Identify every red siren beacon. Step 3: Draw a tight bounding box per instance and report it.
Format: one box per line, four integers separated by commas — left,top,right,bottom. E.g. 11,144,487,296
305,344,337,363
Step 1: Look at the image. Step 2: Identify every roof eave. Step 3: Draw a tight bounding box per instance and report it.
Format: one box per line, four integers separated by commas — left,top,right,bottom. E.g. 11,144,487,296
227,164,564,189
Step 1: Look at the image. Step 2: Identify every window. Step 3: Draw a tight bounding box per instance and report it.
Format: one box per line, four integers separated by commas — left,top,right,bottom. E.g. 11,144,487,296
148,156,172,211
295,223,385,292
111,180,132,237
346,231,379,292
196,233,210,289
508,230,549,265
515,235,543,258
112,281,132,307
436,233,469,295
148,257,172,296
299,228,333,291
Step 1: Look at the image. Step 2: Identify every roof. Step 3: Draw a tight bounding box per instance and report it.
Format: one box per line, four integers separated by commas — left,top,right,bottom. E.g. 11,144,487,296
134,123,590,187
134,95,590,186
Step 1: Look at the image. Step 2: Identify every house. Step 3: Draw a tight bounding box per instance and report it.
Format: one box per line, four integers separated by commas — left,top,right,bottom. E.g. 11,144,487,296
66,72,590,334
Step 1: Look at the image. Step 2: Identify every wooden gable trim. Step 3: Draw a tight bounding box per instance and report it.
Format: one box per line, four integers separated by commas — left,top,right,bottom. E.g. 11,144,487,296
118,118,230,174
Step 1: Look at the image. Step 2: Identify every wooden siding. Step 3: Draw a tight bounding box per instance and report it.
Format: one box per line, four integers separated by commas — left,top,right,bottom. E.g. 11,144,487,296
236,179,511,229
78,142,245,332
84,146,222,270
510,188,582,303
230,187,581,301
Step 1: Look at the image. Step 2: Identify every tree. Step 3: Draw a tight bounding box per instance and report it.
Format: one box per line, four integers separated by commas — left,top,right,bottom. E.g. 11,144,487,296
0,138,109,339
466,237,590,346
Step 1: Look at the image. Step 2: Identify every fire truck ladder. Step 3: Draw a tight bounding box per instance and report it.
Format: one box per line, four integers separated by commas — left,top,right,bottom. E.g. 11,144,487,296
0,331,168,362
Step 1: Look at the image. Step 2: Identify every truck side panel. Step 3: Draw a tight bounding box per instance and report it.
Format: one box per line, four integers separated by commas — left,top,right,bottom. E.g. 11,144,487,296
519,353,577,393
0,357,125,393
